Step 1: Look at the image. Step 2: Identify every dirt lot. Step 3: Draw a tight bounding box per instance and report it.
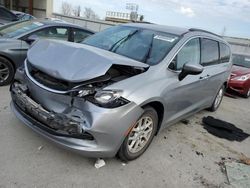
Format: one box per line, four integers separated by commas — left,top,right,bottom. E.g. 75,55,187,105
0,85,249,188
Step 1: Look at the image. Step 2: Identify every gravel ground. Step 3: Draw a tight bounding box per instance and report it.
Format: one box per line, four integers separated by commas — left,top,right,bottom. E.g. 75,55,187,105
0,85,250,188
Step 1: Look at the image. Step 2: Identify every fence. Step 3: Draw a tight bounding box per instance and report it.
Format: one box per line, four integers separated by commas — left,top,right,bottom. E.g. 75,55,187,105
53,13,115,32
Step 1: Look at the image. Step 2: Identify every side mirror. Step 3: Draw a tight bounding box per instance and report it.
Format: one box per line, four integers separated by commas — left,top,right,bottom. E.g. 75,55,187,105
25,35,39,44
179,63,204,81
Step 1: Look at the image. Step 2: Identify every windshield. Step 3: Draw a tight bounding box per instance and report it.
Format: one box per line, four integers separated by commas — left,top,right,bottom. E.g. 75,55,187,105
82,26,179,65
232,54,250,68
0,20,44,38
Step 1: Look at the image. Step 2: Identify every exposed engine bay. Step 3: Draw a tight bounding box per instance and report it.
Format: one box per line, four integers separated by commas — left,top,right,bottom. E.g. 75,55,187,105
26,60,147,108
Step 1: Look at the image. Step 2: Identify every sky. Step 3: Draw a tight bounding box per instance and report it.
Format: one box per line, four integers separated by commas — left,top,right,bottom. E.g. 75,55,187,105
53,0,250,39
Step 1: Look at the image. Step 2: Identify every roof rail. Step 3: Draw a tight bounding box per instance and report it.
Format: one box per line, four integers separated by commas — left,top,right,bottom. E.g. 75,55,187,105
189,28,222,38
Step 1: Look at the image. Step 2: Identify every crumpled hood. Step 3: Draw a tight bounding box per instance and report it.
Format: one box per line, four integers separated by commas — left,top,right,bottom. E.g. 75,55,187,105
27,39,149,82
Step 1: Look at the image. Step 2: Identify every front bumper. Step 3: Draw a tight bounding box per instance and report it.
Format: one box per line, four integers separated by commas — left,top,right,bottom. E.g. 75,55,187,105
10,81,144,158
228,79,249,95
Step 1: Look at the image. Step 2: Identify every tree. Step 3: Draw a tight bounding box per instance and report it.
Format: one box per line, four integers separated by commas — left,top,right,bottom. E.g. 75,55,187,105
73,5,81,17
61,1,72,16
83,7,99,20
139,15,144,21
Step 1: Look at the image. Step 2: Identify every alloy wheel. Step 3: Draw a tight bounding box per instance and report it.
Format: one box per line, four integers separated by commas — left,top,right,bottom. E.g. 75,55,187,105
127,116,154,153
246,89,250,98
0,62,10,83
214,88,224,108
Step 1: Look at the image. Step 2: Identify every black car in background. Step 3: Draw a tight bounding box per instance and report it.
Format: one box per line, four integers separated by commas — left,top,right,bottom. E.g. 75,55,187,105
0,19,94,85
11,10,35,21
0,6,34,25
0,6,19,24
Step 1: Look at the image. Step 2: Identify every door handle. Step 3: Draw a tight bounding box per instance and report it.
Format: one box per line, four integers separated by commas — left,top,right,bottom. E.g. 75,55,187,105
199,74,210,80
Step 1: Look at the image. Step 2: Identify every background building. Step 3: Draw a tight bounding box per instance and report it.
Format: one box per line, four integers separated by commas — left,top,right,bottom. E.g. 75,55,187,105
0,0,53,18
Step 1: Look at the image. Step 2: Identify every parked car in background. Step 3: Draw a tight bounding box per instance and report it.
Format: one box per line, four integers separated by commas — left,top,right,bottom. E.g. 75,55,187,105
0,6,19,24
0,19,94,86
10,24,232,161
0,6,35,25
228,53,250,98
11,10,35,21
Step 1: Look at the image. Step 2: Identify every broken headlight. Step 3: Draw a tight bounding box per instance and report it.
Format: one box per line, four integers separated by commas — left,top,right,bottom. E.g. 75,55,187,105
93,90,130,108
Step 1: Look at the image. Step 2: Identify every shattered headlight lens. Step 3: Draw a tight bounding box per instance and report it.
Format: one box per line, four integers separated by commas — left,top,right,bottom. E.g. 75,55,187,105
94,90,130,108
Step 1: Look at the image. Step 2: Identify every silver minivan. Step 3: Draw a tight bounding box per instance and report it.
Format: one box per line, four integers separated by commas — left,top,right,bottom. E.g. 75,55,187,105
10,24,232,161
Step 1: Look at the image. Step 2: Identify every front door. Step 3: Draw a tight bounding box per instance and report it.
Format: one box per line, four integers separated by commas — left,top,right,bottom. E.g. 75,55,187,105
163,38,205,124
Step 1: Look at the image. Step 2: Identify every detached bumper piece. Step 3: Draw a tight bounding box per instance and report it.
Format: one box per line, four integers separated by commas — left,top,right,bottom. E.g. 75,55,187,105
11,82,94,140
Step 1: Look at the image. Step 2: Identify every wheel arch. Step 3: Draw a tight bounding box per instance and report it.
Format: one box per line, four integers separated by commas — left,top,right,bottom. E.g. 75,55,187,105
141,100,165,135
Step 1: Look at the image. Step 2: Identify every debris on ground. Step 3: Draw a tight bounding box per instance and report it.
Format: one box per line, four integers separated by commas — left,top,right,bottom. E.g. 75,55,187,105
193,175,223,188
202,116,250,141
37,146,43,151
181,119,190,125
94,158,106,169
240,155,250,165
121,162,126,166
225,161,250,188
195,151,204,157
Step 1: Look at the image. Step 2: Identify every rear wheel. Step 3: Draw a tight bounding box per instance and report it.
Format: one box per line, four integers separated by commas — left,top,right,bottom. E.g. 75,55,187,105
118,106,158,161
208,85,225,112
0,57,15,86
243,88,250,98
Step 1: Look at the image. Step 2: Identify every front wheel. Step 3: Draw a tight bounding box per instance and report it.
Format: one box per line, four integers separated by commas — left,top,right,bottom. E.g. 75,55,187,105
208,85,225,112
0,57,15,86
118,106,158,161
243,88,250,98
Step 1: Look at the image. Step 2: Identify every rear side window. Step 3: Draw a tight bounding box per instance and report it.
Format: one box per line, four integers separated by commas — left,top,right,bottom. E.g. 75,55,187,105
201,38,219,66
220,43,230,63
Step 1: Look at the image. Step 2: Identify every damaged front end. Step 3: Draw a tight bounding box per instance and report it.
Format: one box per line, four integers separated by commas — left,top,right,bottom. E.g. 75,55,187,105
25,59,146,108
10,40,147,157
11,82,94,140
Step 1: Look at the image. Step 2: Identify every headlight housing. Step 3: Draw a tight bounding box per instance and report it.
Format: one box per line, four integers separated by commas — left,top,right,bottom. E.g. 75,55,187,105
93,90,130,108
232,74,250,81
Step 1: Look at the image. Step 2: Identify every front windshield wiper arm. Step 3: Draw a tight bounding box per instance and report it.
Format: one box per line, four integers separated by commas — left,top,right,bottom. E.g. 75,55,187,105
109,29,139,52
142,34,154,63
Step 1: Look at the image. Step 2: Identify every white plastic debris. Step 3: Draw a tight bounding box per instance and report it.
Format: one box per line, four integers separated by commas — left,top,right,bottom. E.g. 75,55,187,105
94,158,106,169
37,146,43,151
122,163,127,166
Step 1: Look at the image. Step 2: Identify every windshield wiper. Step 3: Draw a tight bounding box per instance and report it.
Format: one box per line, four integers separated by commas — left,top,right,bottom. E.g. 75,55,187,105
142,34,154,63
109,29,139,52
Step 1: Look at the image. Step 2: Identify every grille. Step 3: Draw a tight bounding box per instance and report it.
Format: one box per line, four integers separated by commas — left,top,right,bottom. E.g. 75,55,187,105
27,61,77,91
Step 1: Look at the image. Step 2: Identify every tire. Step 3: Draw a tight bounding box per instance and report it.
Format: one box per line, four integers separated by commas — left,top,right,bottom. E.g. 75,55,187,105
243,88,250,98
208,85,225,112
0,57,15,86
118,106,158,161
